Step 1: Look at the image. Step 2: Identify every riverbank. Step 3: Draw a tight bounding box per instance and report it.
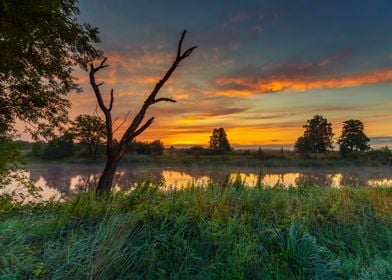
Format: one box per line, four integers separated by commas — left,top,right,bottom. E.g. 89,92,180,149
1,184,392,279
24,148,392,168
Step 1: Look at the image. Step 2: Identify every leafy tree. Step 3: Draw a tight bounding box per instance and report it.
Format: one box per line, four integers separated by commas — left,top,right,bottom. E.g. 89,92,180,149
149,140,165,156
127,140,165,155
42,132,74,160
0,0,101,137
0,138,22,186
187,145,206,155
338,119,370,155
209,128,232,152
70,115,106,159
295,115,334,153
368,146,392,165
294,136,312,153
30,141,45,158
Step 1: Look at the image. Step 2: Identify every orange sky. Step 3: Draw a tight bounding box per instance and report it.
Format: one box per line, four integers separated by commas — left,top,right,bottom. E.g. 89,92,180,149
64,47,392,148
17,1,392,148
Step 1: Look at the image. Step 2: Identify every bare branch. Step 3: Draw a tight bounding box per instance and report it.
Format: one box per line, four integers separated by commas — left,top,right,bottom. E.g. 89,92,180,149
132,117,155,138
180,46,198,60
91,57,108,73
93,103,99,117
112,110,131,134
89,58,114,151
93,30,197,192
112,116,119,125
122,30,197,143
153,97,176,104
97,82,104,87
177,30,187,59
108,89,114,111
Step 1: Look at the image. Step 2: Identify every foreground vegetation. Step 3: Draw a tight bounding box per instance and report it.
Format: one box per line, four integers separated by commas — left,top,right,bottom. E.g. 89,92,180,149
2,182,392,279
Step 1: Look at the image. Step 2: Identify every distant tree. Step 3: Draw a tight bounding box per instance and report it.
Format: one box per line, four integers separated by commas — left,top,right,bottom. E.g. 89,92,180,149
0,0,101,137
42,132,74,160
187,145,205,155
209,128,231,152
149,140,165,156
367,146,392,165
30,141,45,158
338,119,370,155
70,115,106,159
127,140,165,155
294,115,334,153
294,136,312,153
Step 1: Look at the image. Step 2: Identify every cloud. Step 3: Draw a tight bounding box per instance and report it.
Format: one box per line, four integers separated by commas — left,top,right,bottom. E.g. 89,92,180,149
369,136,392,147
179,107,249,123
230,11,251,23
212,68,392,96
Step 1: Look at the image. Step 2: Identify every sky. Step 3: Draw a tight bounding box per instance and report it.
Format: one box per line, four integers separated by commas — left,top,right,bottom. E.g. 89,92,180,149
69,0,392,148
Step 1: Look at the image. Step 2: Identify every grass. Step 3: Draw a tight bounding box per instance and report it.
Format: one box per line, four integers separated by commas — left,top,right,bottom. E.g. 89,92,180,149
24,148,392,168
2,182,392,279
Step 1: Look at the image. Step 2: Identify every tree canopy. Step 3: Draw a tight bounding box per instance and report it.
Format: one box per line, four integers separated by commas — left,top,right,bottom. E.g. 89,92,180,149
70,114,106,159
209,128,232,152
338,119,370,155
294,115,334,153
0,0,101,137
42,132,74,160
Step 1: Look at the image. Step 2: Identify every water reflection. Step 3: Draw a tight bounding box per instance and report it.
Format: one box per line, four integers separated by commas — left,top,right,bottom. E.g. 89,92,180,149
7,164,392,200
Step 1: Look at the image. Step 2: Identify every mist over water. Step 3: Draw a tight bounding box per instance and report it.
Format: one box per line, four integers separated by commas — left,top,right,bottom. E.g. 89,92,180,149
5,164,392,201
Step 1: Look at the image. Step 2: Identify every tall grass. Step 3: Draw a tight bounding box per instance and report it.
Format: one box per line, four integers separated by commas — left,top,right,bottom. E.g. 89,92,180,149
1,181,392,279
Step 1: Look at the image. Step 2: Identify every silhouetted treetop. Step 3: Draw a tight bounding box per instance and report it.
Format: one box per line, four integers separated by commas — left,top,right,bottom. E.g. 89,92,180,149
295,115,334,153
70,115,106,159
338,119,370,155
0,0,101,137
209,128,231,152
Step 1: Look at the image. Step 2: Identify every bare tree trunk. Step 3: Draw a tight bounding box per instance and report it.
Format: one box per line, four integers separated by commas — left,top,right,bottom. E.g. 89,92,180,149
96,153,121,192
89,30,197,193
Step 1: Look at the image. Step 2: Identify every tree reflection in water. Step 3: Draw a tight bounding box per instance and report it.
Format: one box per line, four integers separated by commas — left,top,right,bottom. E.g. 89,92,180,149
24,165,392,199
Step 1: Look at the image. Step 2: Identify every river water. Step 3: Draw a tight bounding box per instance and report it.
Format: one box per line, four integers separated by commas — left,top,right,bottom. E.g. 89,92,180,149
4,164,392,201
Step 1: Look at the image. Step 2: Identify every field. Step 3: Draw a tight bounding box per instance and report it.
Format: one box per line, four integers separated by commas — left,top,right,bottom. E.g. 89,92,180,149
2,182,392,279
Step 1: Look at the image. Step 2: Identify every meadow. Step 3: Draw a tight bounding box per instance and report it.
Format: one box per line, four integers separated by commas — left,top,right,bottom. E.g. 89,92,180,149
2,181,392,279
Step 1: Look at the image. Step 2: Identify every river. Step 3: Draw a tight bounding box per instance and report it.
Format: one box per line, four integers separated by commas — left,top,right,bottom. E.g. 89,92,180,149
4,164,392,201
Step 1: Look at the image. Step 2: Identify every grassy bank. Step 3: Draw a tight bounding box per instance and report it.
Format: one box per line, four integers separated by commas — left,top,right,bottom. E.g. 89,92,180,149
1,183,392,279
24,148,392,168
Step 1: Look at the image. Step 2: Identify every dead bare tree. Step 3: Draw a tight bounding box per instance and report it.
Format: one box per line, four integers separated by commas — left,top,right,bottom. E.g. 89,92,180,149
89,30,197,192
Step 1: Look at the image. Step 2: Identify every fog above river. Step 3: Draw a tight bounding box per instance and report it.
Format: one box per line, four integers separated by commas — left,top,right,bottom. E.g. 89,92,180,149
4,164,392,201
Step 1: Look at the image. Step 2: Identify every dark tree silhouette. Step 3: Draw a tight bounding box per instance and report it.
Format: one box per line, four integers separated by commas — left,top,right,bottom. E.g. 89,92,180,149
294,136,312,153
0,0,101,137
338,119,370,155
209,128,232,152
127,140,165,155
42,132,74,160
294,115,334,153
89,30,197,192
70,114,106,159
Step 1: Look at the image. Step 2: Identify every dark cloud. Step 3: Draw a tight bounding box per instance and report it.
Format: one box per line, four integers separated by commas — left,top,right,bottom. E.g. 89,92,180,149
370,137,392,147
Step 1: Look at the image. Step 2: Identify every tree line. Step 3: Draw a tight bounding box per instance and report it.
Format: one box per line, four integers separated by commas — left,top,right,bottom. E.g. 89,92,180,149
30,114,164,160
294,115,370,155
204,115,372,157
29,114,375,160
